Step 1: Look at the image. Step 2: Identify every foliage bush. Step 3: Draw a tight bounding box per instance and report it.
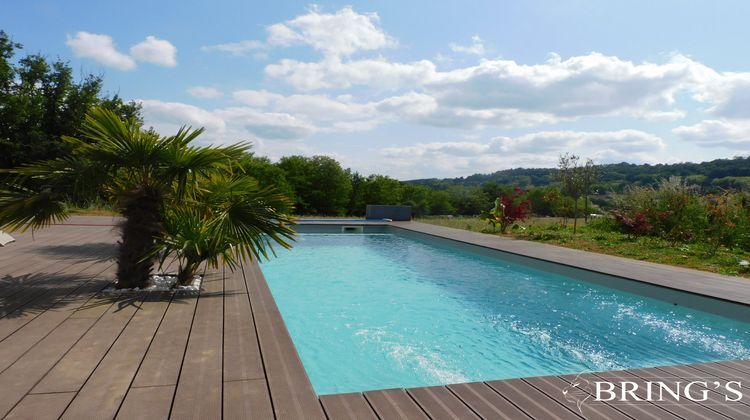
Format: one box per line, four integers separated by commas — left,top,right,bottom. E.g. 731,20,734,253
480,188,531,233
610,177,750,253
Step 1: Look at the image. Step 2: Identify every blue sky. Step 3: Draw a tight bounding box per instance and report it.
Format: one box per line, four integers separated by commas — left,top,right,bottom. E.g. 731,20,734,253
4,1,750,179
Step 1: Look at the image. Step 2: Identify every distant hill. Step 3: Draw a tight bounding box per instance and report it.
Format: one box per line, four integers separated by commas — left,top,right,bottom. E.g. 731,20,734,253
405,156,750,191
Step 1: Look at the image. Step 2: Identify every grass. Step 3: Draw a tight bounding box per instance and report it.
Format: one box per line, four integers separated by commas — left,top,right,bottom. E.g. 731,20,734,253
67,201,119,217
417,216,750,278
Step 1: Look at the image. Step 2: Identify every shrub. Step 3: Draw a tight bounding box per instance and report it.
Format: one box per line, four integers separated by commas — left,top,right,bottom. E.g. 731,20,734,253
480,188,531,233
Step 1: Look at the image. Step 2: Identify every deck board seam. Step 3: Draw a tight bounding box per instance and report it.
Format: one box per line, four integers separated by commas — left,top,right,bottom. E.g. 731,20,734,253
55,293,149,419
0,261,115,344
220,266,226,420
519,378,586,420
403,389,434,419
4,288,122,416
113,291,176,419
482,381,542,420
443,385,488,420
360,392,383,420
715,360,750,375
165,285,203,420
0,245,112,319
0,272,116,374
239,258,277,420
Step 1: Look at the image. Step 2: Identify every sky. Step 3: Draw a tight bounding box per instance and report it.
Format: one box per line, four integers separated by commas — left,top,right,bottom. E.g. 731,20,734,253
3,0,750,179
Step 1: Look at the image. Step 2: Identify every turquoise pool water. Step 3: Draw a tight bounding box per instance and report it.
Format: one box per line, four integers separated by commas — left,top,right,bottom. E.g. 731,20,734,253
261,233,750,395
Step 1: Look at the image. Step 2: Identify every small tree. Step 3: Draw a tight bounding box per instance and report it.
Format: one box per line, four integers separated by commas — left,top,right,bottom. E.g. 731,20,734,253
480,187,530,233
157,173,295,284
554,153,596,233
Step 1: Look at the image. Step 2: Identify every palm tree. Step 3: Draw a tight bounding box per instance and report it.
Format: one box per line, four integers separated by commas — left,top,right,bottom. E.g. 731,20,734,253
158,173,295,285
0,108,265,289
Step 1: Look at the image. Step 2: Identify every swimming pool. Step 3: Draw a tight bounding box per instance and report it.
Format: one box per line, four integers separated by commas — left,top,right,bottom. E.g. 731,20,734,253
260,232,750,395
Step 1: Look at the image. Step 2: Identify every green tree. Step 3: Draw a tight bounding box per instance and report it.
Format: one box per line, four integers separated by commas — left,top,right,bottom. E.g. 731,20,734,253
278,155,351,215
277,155,314,213
362,175,402,206
0,30,142,169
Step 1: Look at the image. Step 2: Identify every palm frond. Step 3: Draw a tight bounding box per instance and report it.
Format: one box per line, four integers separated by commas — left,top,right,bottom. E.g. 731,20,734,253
0,181,68,232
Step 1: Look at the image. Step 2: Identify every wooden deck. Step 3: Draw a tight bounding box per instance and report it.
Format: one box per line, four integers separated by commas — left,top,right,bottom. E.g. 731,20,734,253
0,217,748,419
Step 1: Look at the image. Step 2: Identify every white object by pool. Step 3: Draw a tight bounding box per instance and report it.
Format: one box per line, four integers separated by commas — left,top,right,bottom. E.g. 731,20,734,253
0,231,14,246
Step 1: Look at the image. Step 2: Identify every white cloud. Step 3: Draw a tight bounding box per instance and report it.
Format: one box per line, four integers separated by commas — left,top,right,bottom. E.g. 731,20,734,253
200,40,266,55
66,32,136,71
67,32,178,70
264,51,706,125
673,119,750,148
377,130,666,179
266,6,395,56
138,99,227,134
449,35,485,56
266,56,437,91
494,129,665,155
187,86,223,99
129,36,177,67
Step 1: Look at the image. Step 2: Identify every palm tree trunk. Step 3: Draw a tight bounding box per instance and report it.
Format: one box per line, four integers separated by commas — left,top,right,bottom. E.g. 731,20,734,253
177,259,200,286
116,187,163,289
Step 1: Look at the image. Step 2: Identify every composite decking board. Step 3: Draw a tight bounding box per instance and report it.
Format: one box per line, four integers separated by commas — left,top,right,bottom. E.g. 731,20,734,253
0,251,114,325
0,276,117,373
60,292,166,420
363,388,430,420
223,289,265,382
532,376,632,420
0,225,97,266
446,381,532,420
31,287,152,394
169,271,225,420
391,222,750,306
319,392,379,420
486,378,583,420
407,385,481,420
717,359,750,375
4,391,77,420
243,260,326,420
0,226,112,277
592,368,728,420
0,255,113,322
0,228,109,298
0,317,101,418
0,262,114,342
223,379,275,420
116,385,176,420
130,291,199,387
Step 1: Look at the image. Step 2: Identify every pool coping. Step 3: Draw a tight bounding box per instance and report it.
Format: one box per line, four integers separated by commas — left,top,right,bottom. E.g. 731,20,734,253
387,221,750,307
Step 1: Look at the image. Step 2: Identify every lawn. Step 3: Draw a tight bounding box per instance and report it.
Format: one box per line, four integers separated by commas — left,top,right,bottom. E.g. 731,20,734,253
418,216,750,278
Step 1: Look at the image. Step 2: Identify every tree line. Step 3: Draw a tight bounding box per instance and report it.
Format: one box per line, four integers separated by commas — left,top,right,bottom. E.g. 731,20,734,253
408,156,750,193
